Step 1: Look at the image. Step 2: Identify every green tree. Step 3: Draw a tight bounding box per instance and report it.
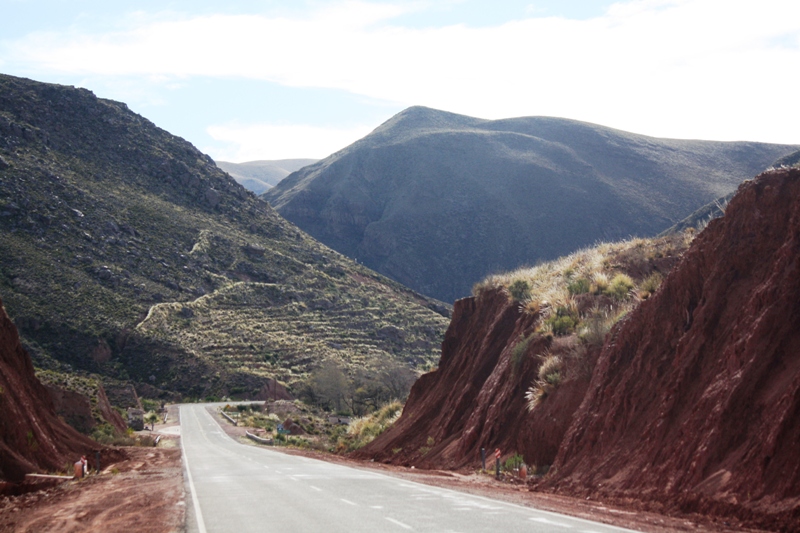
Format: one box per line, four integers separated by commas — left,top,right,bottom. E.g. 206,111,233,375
144,411,159,431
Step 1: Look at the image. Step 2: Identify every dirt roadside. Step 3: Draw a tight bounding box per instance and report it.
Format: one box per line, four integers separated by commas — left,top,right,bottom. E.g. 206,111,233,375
0,406,773,533
0,406,184,533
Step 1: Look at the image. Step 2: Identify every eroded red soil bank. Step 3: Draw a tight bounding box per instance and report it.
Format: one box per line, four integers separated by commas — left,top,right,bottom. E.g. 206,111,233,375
360,169,800,531
545,169,800,531
0,296,100,482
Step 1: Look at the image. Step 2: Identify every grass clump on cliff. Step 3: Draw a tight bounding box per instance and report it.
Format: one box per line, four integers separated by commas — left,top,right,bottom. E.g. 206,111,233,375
473,235,690,410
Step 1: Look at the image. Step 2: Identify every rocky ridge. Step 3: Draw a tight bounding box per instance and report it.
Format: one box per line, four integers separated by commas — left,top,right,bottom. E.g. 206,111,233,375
0,73,449,401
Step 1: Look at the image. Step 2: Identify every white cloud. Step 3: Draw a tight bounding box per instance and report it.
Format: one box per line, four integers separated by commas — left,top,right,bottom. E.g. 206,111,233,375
205,122,375,162
5,0,800,145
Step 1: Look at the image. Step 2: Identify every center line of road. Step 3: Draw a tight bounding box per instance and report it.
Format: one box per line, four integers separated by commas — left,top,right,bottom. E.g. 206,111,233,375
310,486,322,491
530,516,573,528
386,517,413,530
341,499,357,506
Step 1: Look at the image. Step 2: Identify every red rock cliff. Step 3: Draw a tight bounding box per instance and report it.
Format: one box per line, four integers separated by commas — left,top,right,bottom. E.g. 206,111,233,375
546,169,800,530
0,296,99,482
355,288,592,469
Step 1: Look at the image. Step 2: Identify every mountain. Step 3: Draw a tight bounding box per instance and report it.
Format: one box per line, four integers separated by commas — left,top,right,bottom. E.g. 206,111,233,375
0,74,449,402
263,106,798,303
216,159,318,194
660,148,800,236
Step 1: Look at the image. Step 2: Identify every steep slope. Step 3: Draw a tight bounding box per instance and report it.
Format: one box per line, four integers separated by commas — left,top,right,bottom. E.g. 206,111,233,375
264,106,797,302
216,159,318,194
0,74,449,401
0,295,99,482
544,168,800,530
356,235,687,469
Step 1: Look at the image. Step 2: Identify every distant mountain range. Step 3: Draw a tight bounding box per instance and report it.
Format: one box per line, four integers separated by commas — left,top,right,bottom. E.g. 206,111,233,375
216,159,318,194
0,74,448,401
264,106,798,303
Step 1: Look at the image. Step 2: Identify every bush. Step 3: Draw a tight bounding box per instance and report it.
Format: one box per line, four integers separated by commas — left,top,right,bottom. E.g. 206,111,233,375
525,353,564,410
639,272,663,298
507,279,532,301
510,335,532,369
567,277,591,296
579,307,613,347
543,306,578,336
604,273,635,300
503,453,525,472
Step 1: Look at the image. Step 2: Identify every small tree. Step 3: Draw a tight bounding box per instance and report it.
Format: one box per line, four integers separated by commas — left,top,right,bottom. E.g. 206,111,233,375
144,411,159,431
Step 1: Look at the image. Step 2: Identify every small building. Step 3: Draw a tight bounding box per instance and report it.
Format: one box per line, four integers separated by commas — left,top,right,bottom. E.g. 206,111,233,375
127,408,145,431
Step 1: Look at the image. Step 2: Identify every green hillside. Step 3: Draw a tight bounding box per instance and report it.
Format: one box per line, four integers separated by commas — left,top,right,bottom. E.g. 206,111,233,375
0,74,449,401
264,106,798,303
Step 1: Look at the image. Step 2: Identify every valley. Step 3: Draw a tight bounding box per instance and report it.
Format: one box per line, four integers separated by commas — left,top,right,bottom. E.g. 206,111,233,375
1,71,799,533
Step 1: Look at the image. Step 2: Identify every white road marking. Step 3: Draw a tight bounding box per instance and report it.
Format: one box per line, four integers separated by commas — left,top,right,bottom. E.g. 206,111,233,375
310,486,322,491
370,505,384,509
531,516,573,528
341,499,357,506
386,517,413,530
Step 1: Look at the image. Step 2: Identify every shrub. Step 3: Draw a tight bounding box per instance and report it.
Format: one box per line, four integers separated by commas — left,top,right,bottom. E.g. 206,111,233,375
507,279,532,301
342,400,403,452
567,277,591,296
510,335,532,369
503,453,525,472
579,307,614,347
639,272,663,298
546,315,577,336
591,272,609,294
604,273,634,300
525,353,564,410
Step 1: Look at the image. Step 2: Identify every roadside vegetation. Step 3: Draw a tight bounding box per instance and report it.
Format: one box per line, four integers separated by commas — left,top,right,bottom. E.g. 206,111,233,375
219,399,403,454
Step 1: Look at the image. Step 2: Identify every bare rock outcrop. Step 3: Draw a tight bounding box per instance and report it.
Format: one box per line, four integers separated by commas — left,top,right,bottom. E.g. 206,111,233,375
355,289,591,468
0,296,99,482
545,169,800,530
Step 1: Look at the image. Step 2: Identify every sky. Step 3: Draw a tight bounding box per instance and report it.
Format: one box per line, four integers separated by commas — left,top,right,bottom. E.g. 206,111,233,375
2,0,799,162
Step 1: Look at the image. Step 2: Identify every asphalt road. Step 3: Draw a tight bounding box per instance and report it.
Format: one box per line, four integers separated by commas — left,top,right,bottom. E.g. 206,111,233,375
180,404,641,533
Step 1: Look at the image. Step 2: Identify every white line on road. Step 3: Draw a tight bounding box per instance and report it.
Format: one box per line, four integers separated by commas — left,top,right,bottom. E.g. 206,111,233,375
341,499,357,505
531,516,573,528
386,517,413,530
310,486,322,491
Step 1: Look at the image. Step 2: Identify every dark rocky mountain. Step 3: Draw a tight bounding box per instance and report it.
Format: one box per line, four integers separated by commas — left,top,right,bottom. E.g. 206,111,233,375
0,74,449,402
216,159,318,194
264,106,798,303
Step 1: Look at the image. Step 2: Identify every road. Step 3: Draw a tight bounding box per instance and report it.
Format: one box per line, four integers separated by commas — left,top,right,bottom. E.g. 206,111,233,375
180,404,641,533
